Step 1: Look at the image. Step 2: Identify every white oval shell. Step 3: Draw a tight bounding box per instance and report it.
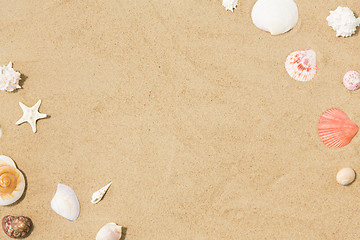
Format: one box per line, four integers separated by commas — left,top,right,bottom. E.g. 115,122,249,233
91,182,112,204
222,0,238,12
343,71,360,91
336,168,355,185
0,62,21,92
251,0,298,35
96,223,122,240
51,184,80,221
326,6,360,37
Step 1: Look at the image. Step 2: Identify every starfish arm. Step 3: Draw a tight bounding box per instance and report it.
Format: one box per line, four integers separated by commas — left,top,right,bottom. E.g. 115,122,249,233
36,113,47,120
16,116,26,125
29,121,37,133
18,102,28,111
34,99,42,111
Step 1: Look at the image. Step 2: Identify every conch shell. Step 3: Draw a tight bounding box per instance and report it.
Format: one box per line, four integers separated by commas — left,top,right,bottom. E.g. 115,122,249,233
51,183,80,221
96,223,122,240
0,155,25,206
2,215,32,238
222,0,238,12
326,6,360,37
91,182,112,204
0,62,21,92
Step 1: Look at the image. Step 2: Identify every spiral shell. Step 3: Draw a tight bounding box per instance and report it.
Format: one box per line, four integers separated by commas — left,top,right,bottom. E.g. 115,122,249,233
0,156,25,206
2,215,32,238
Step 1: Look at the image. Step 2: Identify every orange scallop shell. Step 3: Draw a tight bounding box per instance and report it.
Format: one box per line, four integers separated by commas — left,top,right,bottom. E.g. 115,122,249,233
318,109,358,148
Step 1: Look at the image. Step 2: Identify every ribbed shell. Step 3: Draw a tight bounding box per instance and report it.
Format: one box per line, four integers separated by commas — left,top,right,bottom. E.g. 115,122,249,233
285,50,317,82
318,109,358,148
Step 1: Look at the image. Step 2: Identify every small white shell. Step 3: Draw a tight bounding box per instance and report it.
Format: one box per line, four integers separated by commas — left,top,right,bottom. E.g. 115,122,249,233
336,168,356,186
222,0,238,12
326,6,360,37
343,71,360,91
251,0,298,35
96,223,122,240
91,182,112,204
0,62,21,92
51,184,80,221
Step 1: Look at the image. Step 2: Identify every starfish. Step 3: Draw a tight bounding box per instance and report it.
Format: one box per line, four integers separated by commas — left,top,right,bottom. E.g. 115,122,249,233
16,100,47,133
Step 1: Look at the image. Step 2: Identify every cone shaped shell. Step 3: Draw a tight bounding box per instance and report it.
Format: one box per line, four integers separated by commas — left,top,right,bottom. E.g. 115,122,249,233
285,50,317,82
318,109,358,148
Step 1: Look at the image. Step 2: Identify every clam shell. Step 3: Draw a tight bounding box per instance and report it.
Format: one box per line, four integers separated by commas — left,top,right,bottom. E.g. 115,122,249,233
336,168,356,186
0,156,25,206
343,71,360,91
251,0,298,35
51,184,80,221
285,50,317,82
318,109,358,148
96,223,122,240
2,215,32,238
91,182,112,204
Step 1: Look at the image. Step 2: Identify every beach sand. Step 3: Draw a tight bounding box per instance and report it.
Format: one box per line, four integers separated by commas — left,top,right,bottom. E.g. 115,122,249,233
0,0,360,239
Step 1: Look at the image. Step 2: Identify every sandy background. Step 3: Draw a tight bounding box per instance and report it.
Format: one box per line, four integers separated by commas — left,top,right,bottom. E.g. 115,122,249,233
0,0,359,239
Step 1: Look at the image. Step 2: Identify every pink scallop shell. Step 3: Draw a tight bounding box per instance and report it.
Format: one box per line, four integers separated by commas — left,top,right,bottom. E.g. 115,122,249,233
318,109,358,148
343,71,360,91
285,50,317,82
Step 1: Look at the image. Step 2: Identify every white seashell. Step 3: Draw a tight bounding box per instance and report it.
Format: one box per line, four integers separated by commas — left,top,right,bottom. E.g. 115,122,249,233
326,6,360,37
51,184,80,221
0,155,17,168
96,223,122,240
0,155,25,206
91,182,112,204
251,0,298,35
285,50,317,82
336,168,355,186
343,71,360,91
222,0,238,12
0,62,21,92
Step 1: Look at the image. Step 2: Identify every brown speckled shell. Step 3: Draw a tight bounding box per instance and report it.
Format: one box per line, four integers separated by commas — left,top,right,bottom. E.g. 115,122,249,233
2,216,32,238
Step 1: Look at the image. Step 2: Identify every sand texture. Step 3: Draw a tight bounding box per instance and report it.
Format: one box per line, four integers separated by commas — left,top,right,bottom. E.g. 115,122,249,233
0,0,360,239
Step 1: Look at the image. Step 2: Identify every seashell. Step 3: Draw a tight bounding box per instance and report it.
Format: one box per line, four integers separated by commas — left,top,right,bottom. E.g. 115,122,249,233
326,6,360,38
343,71,360,91
96,223,122,240
0,62,21,92
318,109,358,148
0,155,25,206
222,0,238,12
91,182,112,204
251,0,298,35
336,168,356,186
2,215,32,238
51,183,80,221
285,50,317,82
